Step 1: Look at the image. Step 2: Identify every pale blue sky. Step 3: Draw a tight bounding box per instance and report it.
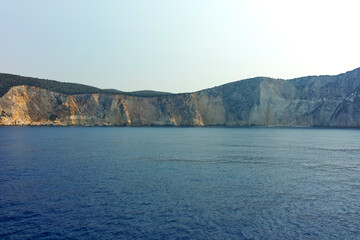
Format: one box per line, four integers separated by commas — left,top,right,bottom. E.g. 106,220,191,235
1,0,360,93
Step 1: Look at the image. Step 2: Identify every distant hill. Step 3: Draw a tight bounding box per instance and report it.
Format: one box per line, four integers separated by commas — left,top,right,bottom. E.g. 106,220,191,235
1,67,360,127
0,73,172,98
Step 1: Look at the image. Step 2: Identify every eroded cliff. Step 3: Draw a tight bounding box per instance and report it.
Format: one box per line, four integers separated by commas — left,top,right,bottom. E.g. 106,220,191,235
1,68,360,127
0,86,217,126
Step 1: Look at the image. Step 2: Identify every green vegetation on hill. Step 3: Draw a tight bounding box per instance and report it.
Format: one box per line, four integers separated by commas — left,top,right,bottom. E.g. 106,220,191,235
2,67,359,99
0,73,173,98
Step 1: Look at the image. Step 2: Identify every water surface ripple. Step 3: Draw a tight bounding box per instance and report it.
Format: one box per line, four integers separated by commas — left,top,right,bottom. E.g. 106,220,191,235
1,127,360,239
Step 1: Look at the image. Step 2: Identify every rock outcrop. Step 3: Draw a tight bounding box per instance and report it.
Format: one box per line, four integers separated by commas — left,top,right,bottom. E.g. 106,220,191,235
1,68,360,127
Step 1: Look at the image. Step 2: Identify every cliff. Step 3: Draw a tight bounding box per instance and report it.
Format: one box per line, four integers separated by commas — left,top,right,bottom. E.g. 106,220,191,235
1,68,360,127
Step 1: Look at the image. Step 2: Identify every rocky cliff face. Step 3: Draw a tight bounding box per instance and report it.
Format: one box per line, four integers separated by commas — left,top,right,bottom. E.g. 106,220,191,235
0,86,212,126
1,68,360,127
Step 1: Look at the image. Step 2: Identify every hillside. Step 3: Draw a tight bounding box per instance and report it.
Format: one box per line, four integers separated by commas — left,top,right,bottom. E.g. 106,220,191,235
1,68,360,127
0,73,172,98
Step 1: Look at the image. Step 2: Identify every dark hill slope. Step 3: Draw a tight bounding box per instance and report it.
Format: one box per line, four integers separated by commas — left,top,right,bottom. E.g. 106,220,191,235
0,73,171,98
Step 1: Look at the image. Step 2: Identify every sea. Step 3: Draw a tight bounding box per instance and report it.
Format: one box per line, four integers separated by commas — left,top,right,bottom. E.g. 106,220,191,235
0,127,359,239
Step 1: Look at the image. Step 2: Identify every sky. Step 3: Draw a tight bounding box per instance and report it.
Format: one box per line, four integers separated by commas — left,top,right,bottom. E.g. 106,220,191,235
1,0,360,93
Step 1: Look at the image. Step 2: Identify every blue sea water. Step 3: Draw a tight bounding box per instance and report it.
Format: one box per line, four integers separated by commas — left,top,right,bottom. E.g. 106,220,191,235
0,127,360,239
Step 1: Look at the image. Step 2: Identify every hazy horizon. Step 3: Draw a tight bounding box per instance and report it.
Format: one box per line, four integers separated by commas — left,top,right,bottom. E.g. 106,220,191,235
1,0,360,93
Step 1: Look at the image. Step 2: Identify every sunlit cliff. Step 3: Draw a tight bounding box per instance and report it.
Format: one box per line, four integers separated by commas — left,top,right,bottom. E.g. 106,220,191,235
1,68,360,127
